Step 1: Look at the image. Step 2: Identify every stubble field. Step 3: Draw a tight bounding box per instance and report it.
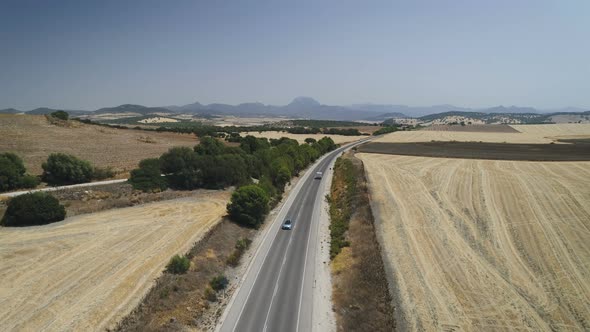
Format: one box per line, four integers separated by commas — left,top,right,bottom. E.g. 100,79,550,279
0,190,230,331
358,153,590,331
374,123,590,144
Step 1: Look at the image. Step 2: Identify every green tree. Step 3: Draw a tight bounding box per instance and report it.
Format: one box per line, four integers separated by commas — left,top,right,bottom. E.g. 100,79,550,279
0,152,39,192
160,146,198,174
129,158,167,192
194,137,225,156
2,192,66,227
227,185,270,227
42,153,94,185
304,138,317,144
240,135,270,153
50,110,69,120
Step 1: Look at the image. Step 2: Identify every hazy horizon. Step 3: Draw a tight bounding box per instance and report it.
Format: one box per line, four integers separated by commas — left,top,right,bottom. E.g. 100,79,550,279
1,0,589,110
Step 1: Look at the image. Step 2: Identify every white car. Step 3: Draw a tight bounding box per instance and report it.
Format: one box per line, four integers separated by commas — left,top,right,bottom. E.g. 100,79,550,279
314,172,323,179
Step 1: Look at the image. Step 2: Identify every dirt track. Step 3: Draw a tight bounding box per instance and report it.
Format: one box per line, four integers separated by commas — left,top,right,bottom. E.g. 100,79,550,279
0,190,229,331
358,153,590,331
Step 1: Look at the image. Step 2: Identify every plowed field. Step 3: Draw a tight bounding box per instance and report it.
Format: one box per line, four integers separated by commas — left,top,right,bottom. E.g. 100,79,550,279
0,190,229,331
358,153,590,331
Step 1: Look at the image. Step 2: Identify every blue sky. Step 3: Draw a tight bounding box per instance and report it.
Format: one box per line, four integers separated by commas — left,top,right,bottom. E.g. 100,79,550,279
1,0,588,110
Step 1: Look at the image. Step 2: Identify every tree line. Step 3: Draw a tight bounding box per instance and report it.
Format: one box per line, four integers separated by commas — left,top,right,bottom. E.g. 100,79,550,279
129,135,337,227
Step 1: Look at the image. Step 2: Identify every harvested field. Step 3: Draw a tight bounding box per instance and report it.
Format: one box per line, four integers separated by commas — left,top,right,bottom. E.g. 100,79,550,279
240,131,366,144
374,123,590,144
0,114,197,176
332,126,382,135
421,124,520,133
511,123,590,137
358,141,590,161
0,190,230,331
358,153,590,331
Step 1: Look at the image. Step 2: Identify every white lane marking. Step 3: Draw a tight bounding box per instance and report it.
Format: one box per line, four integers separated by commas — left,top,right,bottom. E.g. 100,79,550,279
229,163,319,332
261,168,318,332
225,140,369,332
262,224,294,332
296,140,366,332
295,190,315,332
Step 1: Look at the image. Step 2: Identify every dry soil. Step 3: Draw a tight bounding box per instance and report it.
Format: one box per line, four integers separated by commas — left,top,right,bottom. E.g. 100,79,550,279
0,114,197,175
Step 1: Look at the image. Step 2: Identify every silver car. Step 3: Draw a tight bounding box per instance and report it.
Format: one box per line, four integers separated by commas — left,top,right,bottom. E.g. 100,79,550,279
281,219,293,230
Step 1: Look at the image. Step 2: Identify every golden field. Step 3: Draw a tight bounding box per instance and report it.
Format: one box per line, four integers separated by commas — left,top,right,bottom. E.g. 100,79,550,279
0,190,229,331
358,153,590,331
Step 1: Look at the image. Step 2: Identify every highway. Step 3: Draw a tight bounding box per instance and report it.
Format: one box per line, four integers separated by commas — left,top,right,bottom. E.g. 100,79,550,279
218,139,368,332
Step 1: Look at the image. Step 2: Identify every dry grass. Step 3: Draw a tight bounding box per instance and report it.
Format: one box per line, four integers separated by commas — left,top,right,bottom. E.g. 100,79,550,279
0,114,197,176
374,123,590,144
240,131,366,144
359,153,590,330
0,190,230,332
330,153,395,332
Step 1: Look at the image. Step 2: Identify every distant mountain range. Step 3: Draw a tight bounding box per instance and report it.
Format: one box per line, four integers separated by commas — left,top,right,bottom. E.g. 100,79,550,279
2,97,588,123
94,104,173,115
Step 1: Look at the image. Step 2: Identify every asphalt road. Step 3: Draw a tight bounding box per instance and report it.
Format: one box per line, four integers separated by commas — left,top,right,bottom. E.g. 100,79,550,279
218,139,368,332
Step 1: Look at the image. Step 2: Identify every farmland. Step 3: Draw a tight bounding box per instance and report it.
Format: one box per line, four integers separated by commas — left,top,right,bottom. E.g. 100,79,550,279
358,153,590,330
0,190,229,331
374,123,590,144
0,114,197,176
358,141,590,161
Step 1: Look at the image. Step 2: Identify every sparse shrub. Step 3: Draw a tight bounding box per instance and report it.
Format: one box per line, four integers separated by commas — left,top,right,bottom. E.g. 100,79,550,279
204,287,217,302
2,192,66,227
159,287,170,299
209,275,228,291
92,166,115,180
166,254,190,274
226,237,252,267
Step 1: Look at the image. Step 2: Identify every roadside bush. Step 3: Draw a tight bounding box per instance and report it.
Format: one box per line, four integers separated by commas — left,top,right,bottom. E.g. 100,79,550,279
226,237,252,267
0,152,39,192
329,158,358,258
129,158,167,192
166,254,190,274
18,174,40,189
1,192,66,227
50,110,69,120
204,287,217,302
226,185,270,228
92,166,115,180
209,275,228,291
42,153,94,185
